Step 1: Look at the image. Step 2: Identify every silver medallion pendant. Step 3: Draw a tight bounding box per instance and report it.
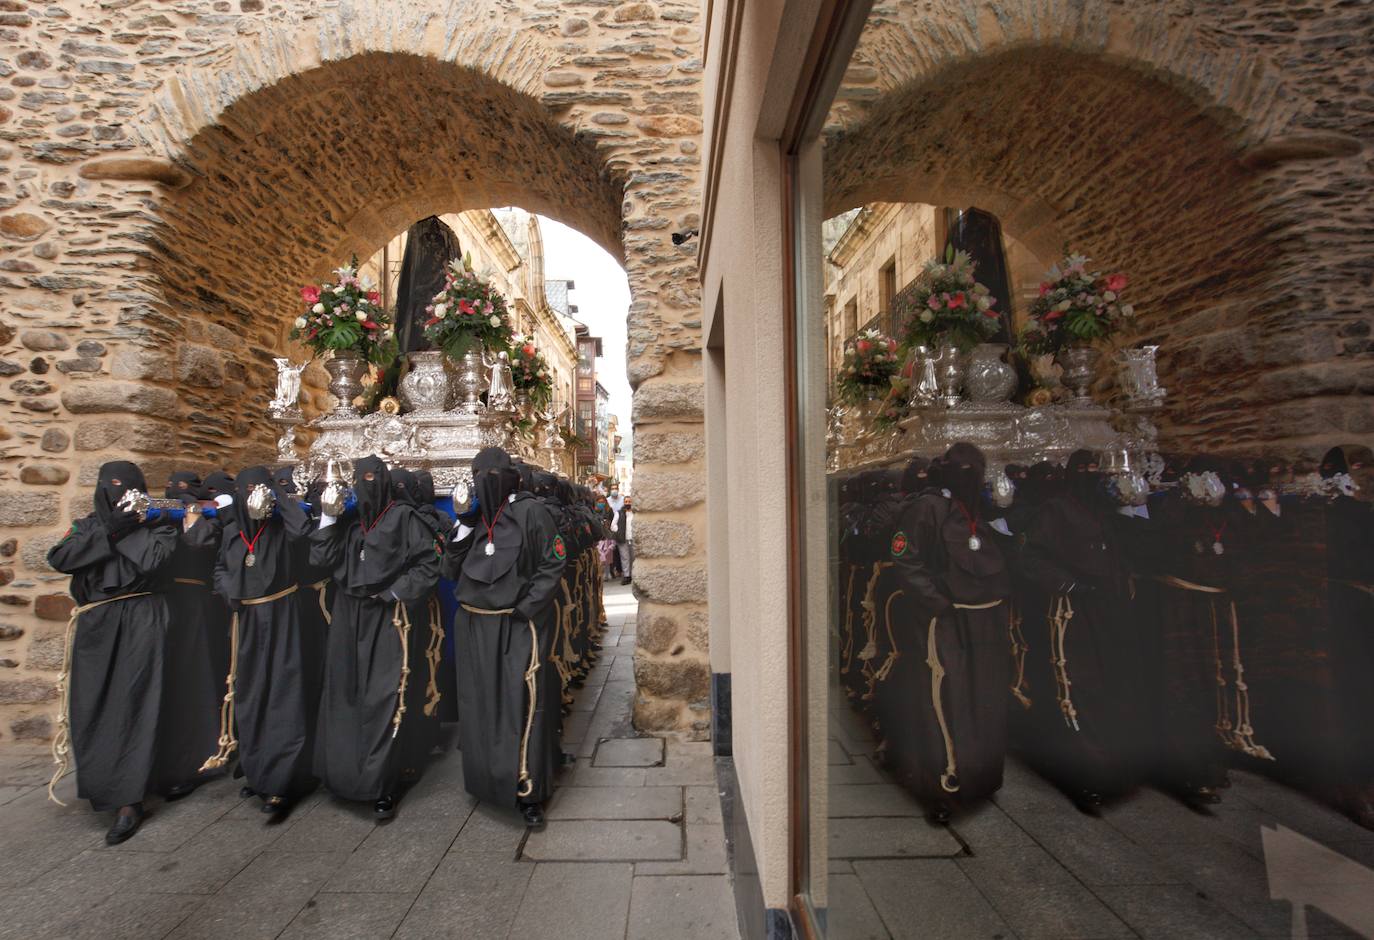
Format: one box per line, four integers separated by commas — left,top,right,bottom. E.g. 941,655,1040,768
245,552,255,568
968,535,981,552
1212,541,1224,556
359,547,366,563
484,541,496,556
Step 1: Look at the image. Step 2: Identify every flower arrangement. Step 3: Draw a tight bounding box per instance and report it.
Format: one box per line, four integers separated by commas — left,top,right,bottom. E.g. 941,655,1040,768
834,328,902,405
507,335,555,410
290,259,395,363
895,246,999,351
1025,254,1134,352
423,254,513,359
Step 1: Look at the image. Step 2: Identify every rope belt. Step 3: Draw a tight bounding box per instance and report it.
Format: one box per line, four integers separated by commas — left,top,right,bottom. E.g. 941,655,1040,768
423,596,444,717
1157,575,1274,761
869,589,905,688
858,562,892,665
1048,593,1080,731
173,578,207,587
458,602,541,798
839,565,858,675
461,604,516,615
48,591,153,805
390,601,412,739
310,578,331,626
559,580,578,668
201,584,298,773
1330,579,1374,598
549,596,572,687
1008,603,1032,710
928,599,1004,794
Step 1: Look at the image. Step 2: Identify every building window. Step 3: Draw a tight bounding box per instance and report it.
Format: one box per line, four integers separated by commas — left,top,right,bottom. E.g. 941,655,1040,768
879,257,897,335
843,297,858,339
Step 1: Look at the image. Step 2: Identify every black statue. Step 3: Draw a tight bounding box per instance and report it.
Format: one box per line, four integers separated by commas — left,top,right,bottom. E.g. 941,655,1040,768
395,216,464,356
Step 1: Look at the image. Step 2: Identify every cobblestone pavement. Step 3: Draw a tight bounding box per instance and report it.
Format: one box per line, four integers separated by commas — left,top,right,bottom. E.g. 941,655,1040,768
0,582,738,940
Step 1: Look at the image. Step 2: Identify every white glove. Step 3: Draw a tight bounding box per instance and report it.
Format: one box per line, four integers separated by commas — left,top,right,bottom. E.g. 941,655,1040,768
611,523,618,533
213,494,233,509
455,523,473,543
318,513,338,530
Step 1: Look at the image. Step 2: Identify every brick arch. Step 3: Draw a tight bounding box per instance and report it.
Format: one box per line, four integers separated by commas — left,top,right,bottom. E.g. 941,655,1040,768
824,44,1299,452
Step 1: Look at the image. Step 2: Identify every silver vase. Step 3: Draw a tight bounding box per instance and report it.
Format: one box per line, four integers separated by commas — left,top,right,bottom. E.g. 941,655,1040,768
398,350,451,415
323,351,367,418
1117,345,1166,405
934,342,967,408
1057,344,1099,400
907,345,939,407
451,346,488,414
965,343,1017,403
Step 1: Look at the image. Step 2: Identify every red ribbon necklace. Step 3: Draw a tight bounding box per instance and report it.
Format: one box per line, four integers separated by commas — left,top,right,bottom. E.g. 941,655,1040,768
953,499,982,551
240,521,267,568
1207,518,1227,556
481,501,508,557
358,500,395,563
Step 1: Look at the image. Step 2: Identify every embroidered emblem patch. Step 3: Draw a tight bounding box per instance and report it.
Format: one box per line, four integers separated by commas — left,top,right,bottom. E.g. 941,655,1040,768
553,535,567,560
890,531,909,557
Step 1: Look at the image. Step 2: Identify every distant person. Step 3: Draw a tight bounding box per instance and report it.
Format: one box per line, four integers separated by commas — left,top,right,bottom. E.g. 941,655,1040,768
607,486,632,585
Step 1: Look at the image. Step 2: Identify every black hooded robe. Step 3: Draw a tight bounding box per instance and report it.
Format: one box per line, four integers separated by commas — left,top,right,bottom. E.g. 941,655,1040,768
390,467,447,772
884,450,1012,816
212,467,317,800
1016,491,1142,800
442,457,565,808
310,458,442,801
47,462,177,811
153,471,231,793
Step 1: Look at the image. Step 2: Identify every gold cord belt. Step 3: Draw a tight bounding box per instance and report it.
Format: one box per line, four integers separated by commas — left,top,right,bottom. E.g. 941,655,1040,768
423,596,445,717
201,584,300,773
1156,575,1274,761
1048,593,1080,731
461,604,516,615
48,591,154,805
174,578,207,587
309,578,332,625
928,599,1004,794
390,601,412,739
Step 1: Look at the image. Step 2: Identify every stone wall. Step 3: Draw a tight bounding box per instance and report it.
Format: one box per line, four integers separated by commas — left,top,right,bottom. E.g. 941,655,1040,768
826,0,1373,456
0,0,707,744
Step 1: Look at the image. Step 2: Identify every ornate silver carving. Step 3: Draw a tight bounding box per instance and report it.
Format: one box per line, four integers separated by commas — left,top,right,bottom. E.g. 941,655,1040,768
1117,345,1166,405
965,343,1017,403
907,345,939,407
269,358,306,419
934,342,967,408
453,348,488,414
398,351,451,415
1057,344,1099,400
323,352,368,418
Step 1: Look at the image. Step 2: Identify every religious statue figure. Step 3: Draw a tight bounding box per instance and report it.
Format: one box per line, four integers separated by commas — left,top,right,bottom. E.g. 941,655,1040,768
483,349,515,411
394,216,463,355
269,358,306,417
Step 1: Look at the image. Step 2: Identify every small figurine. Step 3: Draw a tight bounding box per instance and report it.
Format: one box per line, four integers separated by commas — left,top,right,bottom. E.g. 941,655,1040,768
483,349,515,411
269,358,306,417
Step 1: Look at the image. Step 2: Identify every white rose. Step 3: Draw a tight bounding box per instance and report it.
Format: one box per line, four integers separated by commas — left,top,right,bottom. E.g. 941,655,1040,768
433,303,448,318
355,311,367,321
312,303,325,314
294,317,306,329
1103,290,1117,302
1120,304,1135,317
1055,300,1071,312
489,316,501,327
919,310,935,323
977,296,991,310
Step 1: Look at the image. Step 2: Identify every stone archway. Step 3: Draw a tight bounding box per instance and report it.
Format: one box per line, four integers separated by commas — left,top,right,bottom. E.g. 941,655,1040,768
824,39,1368,454
0,0,708,742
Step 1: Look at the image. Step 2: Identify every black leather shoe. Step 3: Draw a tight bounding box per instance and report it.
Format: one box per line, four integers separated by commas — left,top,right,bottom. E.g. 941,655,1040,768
164,781,200,802
1073,791,1104,814
620,577,632,586
521,801,546,830
924,805,952,825
261,795,289,815
239,786,257,799
374,796,397,821
105,809,144,845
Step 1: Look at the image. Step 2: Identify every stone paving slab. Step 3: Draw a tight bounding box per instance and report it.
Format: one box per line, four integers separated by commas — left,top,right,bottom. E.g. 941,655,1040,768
280,892,416,940
686,784,725,824
829,815,963,859
594,736,665,768
824,871,890,940
955,845,1136,939
628,874,738,940
853,859,1012,940
523,819,682,862
392,853,534,939
53,891,205,940
563,758,648,788
548,784,682,820
829,783,923,818
166,851,346,939
1091,885,1258,940
636,819,728,875
510,862,634,939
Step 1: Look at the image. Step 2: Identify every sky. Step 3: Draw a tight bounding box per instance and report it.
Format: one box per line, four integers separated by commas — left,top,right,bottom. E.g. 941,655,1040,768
538,215,634,454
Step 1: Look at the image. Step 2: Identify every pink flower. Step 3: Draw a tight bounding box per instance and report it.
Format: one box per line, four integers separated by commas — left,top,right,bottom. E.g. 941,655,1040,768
458,299,475,316
1105,273,1128,293
1038,282,1051,297
301,286,320,305
947,292,967,310
367,290,381,305
856,339,872,354
927,295,942,311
